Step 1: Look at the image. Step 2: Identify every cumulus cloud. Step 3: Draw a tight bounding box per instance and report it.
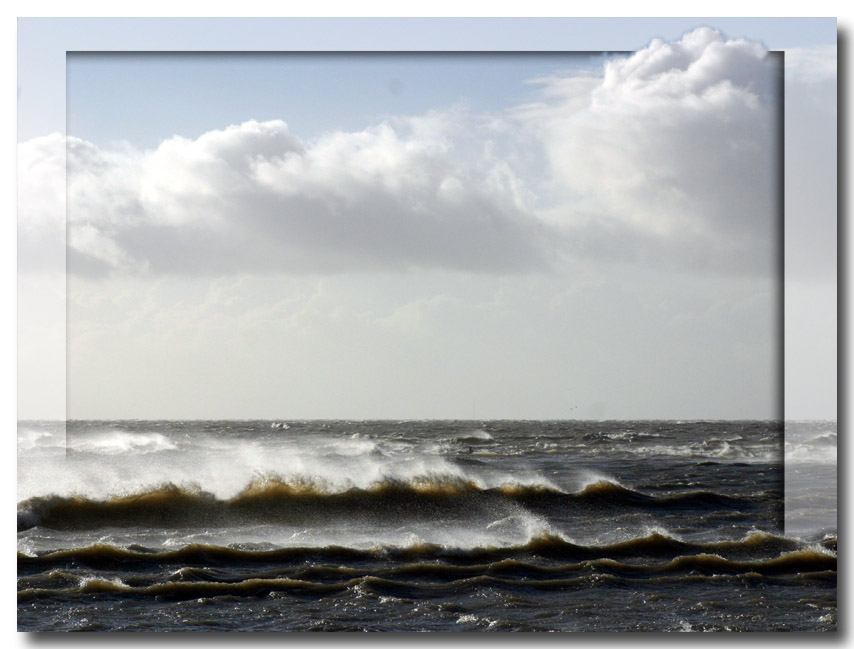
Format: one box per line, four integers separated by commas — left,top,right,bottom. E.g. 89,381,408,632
23,117,549,277
515,27,781,273
18,28,781,278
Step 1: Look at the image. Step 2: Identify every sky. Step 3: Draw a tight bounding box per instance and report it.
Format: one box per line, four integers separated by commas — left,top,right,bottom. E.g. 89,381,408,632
16,25,837,420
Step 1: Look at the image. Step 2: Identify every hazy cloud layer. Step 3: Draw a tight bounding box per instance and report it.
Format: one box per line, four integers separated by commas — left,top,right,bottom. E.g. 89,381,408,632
784,43,837,283
19,28,783,278
66,269,778,420
784,44,837,84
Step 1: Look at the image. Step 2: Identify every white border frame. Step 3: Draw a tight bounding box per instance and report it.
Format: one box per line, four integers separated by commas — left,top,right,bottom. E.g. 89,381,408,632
13,16,839,638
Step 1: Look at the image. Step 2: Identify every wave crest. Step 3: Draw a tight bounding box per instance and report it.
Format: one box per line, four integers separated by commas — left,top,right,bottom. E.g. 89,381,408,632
20,476,752,533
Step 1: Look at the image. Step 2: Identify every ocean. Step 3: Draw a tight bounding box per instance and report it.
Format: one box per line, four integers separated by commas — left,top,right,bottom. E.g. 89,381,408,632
17,419,836,632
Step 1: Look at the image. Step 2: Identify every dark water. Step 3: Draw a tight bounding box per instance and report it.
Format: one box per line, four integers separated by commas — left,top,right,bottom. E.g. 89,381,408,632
18,420,836,631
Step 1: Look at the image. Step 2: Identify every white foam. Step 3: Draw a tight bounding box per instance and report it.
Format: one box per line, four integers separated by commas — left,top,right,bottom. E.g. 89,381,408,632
572,470,627,492
17,426,65,453
67,431,178,455
18,426,489,501
785,441,837,463
486,512,555,541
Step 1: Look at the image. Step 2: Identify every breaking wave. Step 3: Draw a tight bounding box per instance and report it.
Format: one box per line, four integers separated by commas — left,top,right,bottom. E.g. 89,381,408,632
18,478,752,532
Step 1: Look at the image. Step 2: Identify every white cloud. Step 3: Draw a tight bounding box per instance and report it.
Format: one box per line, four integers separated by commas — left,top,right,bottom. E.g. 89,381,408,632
515,27,780,273
47,116,548,276
18,133,66,235
18,134,67,274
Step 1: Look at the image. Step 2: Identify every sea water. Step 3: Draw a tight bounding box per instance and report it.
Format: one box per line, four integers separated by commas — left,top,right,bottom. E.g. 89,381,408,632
17,420,836,631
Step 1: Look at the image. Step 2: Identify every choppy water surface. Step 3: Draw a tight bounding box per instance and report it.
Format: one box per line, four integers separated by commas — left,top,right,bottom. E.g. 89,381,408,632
18,420,836,631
